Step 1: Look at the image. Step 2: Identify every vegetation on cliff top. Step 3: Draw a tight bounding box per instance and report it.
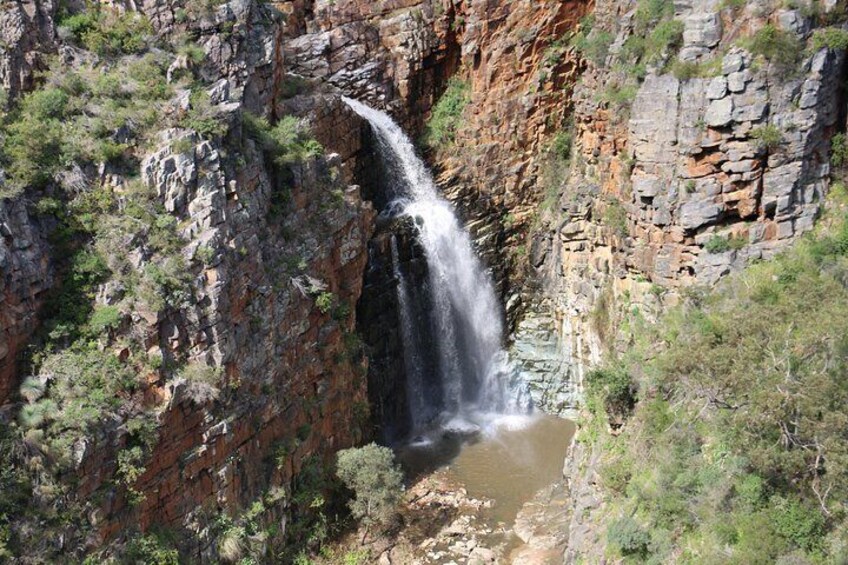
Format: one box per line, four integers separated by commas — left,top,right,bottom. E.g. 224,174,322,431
584,205,848,563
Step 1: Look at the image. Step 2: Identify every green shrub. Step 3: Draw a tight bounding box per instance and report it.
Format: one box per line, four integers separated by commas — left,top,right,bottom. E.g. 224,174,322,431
751,124,783,149
1,47,172,192
572,29,614,66
124,533,179,565
586,367,636,423
75,10,152,56
602,199,629,237
1,92,68,191
704,234,731,253
705,234,746,253
178,42,207,65
607,516,651,557
770,498,827,553
645,19,684,63
336,443,404,532
0,428,31,556
601,83,638,111
585,212,848,563
670,58,722,81
599,455,633,494
88,305,122,334
279,75,310,99
540,128,573,211
116,446,148,504
424,77,470,150
270,116,323,165
551,130,573,162
734,473,766,510
743,24,802,67
635,0,674,33
178,362,222,404
831,132,848,168
811,27,848,51
184,89,227,138
315,292,334,314
33,345,136,466
244,111,323,166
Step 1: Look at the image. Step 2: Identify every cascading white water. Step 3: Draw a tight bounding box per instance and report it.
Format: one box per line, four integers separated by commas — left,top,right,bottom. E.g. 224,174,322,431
344,97,531,434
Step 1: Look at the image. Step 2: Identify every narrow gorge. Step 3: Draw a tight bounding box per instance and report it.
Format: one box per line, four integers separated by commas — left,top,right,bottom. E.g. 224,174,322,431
1,0,848,563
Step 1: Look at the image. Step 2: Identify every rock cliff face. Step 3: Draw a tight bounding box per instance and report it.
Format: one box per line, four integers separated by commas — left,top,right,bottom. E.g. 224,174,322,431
520,0,847,418
0,0,845,560
0,0,384,559
0,198,53,404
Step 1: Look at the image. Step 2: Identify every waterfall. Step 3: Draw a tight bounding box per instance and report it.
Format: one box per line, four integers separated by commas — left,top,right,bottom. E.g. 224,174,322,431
344,97,531,435
390,235,427,431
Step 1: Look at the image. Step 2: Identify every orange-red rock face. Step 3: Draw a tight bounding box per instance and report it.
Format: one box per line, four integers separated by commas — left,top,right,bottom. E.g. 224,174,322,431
433,0,590,312
78,100,377,553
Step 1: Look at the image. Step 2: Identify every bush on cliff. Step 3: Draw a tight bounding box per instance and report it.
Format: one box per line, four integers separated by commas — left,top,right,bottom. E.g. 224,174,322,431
744,24,803,68
243,111,324,166
423,76,470,151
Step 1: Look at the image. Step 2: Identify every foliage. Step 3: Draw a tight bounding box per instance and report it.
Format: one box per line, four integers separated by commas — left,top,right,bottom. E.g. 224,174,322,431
314,292,335,314
179,362,222,404
0,427,32,557
571,27,614,67
270,117,323,165
607,516,651,558
618,0,683,69
124,533,180,565
751,124,783,150
1,49,173,194
88,305,122,334
644,19,684,64
423,77,470,150
184,89,228,138
634,0,674,33
670,58,722,80
601,83,638,112
743,24,803,68
26,345,136,466
336,443,404,532
59,8,153,56
283,456,338,560
831,132,848,169
243,112,323,166
811,27,848,51
586,213,848,563
602,199,629,237
704,234,746,253
585,367,636,425
540,128,573,211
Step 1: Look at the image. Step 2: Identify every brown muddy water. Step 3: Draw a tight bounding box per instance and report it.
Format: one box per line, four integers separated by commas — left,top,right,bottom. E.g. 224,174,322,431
398,414,577,524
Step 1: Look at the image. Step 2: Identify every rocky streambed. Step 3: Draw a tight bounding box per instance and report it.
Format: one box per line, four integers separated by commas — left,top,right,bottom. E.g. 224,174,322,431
322,415,576,565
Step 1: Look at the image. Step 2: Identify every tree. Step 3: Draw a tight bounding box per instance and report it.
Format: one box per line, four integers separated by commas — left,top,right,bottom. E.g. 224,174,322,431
336,443,404,542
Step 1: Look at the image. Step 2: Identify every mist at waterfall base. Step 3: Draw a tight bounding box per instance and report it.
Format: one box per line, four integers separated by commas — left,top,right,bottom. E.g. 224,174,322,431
344,97,534,445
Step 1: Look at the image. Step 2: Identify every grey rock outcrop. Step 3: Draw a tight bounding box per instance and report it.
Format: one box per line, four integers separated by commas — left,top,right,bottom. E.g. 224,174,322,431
0,195,53,403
